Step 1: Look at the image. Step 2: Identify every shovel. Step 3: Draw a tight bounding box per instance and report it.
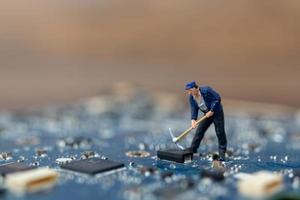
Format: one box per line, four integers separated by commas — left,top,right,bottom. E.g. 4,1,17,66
169,115,207,149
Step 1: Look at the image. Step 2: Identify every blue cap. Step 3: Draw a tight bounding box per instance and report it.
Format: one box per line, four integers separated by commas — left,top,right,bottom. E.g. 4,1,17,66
185,81,197,90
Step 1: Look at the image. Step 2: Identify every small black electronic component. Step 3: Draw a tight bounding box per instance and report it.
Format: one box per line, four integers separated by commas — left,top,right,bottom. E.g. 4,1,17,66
293,168,300,177
200,169,225,182
138,166,157,175
157,149,193,163
60,158,124,175
0,163,36,176
160,171,174,180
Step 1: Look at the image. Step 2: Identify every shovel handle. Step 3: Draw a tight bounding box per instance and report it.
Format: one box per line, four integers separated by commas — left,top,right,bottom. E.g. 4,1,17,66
174,115,207,142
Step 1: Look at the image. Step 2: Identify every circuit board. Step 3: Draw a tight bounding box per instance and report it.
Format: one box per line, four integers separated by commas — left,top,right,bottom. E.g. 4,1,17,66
0,85,300,200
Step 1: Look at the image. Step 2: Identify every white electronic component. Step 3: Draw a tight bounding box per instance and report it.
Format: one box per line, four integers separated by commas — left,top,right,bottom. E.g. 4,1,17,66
237,171,283,198
5,167,59,194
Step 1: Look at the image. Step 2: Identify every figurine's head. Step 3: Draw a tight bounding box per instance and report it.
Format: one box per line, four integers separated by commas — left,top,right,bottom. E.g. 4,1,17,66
185,81,199,96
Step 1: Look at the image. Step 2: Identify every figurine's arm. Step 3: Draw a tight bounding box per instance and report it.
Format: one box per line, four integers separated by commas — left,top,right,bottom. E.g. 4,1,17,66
205,110,214,118
207,87,221,113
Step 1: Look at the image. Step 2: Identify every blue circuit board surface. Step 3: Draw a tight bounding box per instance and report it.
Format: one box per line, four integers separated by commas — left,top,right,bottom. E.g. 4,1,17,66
0,86,299,200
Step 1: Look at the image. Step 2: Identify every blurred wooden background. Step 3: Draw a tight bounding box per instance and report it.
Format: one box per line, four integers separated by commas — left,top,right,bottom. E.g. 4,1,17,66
0,1,299,110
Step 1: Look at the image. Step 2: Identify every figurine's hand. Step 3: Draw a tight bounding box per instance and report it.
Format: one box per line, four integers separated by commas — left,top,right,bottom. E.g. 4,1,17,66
205,111,214,118
191,120,197,129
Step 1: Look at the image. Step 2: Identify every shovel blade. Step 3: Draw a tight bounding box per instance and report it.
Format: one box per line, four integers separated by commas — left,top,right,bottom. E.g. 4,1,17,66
176,143,185,150
168,128,175,139
168,128,185,150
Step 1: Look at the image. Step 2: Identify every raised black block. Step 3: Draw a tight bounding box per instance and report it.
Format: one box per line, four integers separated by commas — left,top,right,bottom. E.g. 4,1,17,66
0,162,36,176
157,149,193,163
61,158,124,175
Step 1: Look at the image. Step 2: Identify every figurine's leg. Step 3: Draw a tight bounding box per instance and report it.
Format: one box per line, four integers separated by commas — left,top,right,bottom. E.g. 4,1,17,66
213,110,227,160
190,117,213,153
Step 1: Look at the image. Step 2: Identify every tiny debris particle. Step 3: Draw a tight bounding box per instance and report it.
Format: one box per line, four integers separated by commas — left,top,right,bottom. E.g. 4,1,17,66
35,148,47,157
138,166,157,176
80,151,95,159
0,152,12,160
55,158,73,165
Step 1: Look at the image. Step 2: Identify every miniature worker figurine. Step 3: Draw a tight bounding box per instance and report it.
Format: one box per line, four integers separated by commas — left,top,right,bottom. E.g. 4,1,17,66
185,81,227,161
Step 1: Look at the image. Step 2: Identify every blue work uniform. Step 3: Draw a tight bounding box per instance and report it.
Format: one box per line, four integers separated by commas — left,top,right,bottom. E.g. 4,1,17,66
188,86,227,159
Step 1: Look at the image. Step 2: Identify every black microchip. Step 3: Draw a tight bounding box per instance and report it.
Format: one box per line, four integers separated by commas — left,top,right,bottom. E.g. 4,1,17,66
157,149,193,163
61,158,124,175
0,162,36,176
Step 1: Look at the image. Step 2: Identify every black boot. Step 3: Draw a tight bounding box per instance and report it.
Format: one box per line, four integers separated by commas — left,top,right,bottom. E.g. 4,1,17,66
219,151,226,161
184,147,197,153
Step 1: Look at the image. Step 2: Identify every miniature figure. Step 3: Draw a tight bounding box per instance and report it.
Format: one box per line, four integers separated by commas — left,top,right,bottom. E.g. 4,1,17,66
185,81,227,161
